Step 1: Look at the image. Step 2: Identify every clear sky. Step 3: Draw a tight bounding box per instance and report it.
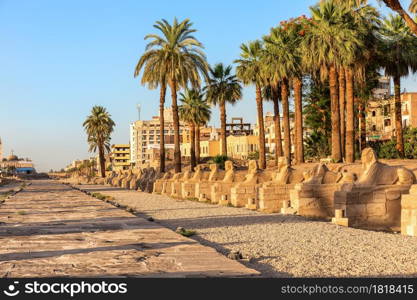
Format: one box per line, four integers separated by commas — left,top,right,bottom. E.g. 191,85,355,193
0,0,416,172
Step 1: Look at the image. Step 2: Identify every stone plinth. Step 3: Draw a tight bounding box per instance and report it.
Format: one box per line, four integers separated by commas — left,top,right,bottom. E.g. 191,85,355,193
258,184,295,213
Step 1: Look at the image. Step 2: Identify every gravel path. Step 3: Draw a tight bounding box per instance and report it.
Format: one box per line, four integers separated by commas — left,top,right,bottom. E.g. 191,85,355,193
77,183,417,278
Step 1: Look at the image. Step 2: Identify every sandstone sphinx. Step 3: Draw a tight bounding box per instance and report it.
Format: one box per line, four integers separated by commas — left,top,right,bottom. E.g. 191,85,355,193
195,164,221,202
230,160,260,208
170,170,192,198
334,148,415,231
257,157,304,213
128,169,142,190
111,170,123,186
181,165,206,199
105,171,117,185
283,163,350,218
210,161,235,205
121,170,134,189
153,172,172,194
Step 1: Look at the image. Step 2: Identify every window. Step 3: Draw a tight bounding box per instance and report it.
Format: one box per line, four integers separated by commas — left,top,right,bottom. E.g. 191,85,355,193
372,111,376,117
372,125,377,131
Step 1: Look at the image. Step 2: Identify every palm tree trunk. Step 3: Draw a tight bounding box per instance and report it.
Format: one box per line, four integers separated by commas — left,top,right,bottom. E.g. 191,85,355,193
220,101,227,156
99,144,106,178
394,75,405,158
169,79,182,173
345,67,355,163
293,77,304,164
281,78,291,166
329,65,342,162
190,123,196,170
383,0,417,35
272,84,283,164
195,125,200,163
339,67,346,158
358,100,367,152
159,82,166,173
256,84,266,169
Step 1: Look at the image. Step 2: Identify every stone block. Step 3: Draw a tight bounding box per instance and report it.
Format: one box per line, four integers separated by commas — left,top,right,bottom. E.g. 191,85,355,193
366,203,387,217
281,207,297,214
346,204,367,218
331,217,349,227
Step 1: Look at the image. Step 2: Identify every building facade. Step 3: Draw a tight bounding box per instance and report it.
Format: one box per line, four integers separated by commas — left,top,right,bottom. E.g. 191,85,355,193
111,144,131,171
130,108,187,167
367,92,417,141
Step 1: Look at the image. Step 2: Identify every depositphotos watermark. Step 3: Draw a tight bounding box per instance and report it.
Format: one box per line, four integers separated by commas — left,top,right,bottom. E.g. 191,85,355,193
3,280,128,297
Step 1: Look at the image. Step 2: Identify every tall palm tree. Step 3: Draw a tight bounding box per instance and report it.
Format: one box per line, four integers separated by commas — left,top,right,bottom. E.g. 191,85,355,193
264,18,307,165
134,50,167,173
302,0,362,162
179,89,211,170
83,106,115,178
378,14,417,157
206,63,242,157
379,0,417,35
235,40,267,169
142,18,209,173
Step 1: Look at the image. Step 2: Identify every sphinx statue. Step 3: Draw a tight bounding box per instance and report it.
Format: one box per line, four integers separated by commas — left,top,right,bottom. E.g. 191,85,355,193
181,165,205,198
230,160,259,207
357,148,415,186
195,164,221,202
121,170,134,189
210,161,235,204
171,170,192,198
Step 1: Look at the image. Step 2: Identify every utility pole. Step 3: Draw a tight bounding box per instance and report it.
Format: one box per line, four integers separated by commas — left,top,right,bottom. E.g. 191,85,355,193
136,104,141,121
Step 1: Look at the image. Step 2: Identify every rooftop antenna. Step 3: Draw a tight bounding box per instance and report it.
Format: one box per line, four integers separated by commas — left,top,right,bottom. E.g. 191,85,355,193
136,103,141,121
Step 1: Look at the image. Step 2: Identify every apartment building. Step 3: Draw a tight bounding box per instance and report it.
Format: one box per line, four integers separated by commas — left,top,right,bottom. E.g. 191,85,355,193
111,144,131,171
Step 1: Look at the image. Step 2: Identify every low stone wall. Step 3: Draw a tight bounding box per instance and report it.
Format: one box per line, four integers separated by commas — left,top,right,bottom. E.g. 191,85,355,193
336,185,411,231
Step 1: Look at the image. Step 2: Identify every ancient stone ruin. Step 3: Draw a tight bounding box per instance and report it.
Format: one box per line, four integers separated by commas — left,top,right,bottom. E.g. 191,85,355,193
69,148,417,236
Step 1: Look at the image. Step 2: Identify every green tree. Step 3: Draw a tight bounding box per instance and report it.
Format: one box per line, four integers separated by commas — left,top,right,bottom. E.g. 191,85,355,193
206,63,242,157
378,14,417,158
141,18,209,173
235,40,267,169
179,89,211,170
302,0,363,162
263,16,309,165
83,106,115,178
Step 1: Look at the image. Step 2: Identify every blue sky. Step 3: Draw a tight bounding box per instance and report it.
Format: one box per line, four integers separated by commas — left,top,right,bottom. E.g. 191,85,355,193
0,0,415,172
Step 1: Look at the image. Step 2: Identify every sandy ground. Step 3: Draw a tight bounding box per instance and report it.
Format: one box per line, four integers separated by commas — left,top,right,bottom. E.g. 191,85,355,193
76,183,417,278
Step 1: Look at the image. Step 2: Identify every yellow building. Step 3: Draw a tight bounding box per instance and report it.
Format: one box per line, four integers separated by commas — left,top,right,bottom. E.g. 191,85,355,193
111,144,131,171
181,140,221,158
226,135,259,160
367,92,417,141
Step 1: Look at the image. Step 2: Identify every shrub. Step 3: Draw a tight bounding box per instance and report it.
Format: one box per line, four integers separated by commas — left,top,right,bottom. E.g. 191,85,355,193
212,155,229,169
247,151,259,160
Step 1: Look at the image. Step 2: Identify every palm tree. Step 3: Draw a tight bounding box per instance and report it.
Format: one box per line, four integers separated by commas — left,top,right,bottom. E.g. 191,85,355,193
235,40,267,169
378,14,417,157
263,18,306,165
179,89,211,170
83,106,115,178
206,63,242,157
134,50,167,173
379,0,417,35
142,18,209,173
302,0,362,162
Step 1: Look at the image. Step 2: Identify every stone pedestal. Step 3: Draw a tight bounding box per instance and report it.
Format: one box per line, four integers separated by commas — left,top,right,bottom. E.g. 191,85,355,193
401,185,417,236
331,209,349,227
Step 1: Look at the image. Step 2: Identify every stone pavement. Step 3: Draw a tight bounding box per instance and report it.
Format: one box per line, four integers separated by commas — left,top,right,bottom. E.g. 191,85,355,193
0,180,259,277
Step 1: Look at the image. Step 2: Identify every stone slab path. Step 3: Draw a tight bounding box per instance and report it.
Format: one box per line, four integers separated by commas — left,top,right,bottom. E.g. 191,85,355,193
0,180,259,277
75,183,417,278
